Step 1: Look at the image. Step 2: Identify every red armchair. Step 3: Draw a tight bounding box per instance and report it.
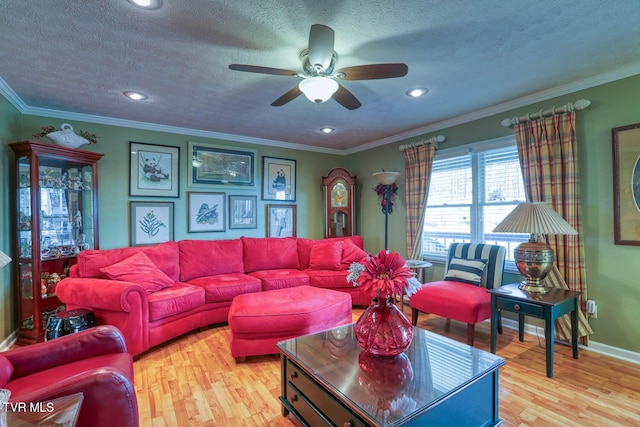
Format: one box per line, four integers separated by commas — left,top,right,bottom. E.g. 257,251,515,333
410,243,506,346
0,325,138,427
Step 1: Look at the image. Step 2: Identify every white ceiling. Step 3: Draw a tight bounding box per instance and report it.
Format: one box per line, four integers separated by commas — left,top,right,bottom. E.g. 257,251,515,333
1,1,639,153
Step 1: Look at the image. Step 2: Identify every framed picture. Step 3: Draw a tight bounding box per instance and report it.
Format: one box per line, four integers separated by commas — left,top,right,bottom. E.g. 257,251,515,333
612,122,640,245
187,192,226,233
129,201,174,246
188,141,256,188
266,204,296,237
229,195,257,229
129,142,180,198
262,156,296,201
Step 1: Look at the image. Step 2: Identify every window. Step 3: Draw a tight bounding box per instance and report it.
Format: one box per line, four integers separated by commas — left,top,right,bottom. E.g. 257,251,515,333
423,137,528,265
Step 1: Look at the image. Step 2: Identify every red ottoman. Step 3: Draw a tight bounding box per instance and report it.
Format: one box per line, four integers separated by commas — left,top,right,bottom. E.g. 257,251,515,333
228,285,352,361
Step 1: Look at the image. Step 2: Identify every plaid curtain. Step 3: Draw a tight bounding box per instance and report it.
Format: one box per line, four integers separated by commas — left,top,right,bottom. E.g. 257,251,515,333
404,144,435,260
514,111,592,340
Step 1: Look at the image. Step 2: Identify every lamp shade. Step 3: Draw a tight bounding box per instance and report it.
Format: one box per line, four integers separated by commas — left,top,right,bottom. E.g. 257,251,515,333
299,77,339,104
373,171,400,185
492,202,577,235
0,250,11,268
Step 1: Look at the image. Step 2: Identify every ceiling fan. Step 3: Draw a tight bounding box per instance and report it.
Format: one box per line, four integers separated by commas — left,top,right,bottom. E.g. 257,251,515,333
229,24,408,110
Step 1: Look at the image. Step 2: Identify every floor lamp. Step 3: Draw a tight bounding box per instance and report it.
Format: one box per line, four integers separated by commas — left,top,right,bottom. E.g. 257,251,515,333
373,171,400,250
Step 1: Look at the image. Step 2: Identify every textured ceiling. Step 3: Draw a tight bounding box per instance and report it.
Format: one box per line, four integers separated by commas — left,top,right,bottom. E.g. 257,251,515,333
1,1,639,152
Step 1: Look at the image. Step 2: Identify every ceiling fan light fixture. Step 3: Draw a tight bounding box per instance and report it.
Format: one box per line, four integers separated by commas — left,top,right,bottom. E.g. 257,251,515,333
299,77,339,104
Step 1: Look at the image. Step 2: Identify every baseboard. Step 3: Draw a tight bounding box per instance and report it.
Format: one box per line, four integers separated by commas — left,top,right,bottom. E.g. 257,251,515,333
500,318,640,365
0,329,18,352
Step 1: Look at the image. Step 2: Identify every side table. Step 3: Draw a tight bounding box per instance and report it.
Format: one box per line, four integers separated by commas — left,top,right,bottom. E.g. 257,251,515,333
487,283,581,378
401,260,432,310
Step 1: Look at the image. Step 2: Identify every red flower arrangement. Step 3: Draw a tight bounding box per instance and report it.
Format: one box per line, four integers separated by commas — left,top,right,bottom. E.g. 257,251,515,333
347,249,422,299
374,183,398,213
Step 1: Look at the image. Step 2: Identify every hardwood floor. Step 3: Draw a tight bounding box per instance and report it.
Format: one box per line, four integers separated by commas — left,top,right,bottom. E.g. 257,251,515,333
133,307,640,426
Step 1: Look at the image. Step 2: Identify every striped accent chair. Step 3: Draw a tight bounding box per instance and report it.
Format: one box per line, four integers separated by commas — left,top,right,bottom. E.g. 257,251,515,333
410,243,506,346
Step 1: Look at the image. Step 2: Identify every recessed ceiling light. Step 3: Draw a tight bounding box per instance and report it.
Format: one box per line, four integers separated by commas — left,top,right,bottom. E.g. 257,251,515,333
320,127,335,134
406,87,428,98
127,0,162,9
124,91,147,100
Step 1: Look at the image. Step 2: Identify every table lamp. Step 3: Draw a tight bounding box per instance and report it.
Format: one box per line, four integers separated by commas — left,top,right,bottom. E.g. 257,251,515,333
492,202,577,294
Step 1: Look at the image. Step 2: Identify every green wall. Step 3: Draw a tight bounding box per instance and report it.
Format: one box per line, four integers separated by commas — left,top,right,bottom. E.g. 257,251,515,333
17,116,346,248
2,73,640,355
0,95,22,345
349,74,640,354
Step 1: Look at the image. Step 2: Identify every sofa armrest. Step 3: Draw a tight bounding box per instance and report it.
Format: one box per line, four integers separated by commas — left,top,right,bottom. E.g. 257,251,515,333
56,277,147,312
12,368,139,427
4,326,128,379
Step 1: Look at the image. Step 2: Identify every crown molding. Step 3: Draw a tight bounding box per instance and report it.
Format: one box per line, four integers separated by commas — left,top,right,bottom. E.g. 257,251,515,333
3,62,640,156
18,105,345,155
345,62,640,155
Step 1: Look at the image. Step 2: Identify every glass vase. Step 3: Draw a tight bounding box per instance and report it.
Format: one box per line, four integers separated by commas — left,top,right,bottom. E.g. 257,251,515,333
354,297,413,356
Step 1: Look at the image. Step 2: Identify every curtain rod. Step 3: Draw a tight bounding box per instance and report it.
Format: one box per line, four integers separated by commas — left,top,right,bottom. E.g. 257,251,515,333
501,99,591,127
398,135,446,151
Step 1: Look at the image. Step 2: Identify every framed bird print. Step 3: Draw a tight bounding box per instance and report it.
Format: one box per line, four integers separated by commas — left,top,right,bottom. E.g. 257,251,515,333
187,192,226,233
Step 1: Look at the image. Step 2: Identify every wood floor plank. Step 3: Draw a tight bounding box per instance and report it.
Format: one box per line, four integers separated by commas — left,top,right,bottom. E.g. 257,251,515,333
133,308,640,426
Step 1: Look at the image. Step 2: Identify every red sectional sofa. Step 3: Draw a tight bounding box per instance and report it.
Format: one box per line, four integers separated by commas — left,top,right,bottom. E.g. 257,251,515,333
56,235,370,357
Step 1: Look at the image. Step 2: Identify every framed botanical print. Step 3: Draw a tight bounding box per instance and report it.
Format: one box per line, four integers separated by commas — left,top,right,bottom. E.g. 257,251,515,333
229,195,257,229
262,156,296,201
129,142,180,198
266,204,296,237
188,141,256,188
129,201,174,246
612,122,640,244
187,192,226,233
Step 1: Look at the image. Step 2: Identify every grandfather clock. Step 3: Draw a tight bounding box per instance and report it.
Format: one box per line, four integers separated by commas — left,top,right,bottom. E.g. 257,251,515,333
322,167,356,238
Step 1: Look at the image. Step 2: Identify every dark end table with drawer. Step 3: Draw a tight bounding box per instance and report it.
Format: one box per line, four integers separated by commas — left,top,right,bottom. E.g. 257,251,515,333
488,283,582,378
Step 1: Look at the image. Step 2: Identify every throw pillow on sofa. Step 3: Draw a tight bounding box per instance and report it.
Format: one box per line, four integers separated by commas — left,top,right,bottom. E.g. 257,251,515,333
100,251,175,294
341,239,368,267
0,354,13,387
309,241,343,270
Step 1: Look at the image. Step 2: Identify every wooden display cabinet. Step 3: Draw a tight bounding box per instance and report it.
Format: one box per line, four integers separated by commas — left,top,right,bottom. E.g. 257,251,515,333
10,141,103,344
322,167,356,238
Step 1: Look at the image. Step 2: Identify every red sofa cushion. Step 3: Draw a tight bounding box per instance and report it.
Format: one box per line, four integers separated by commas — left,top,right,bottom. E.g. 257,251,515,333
306,269,350,289
147,283,205,321
0,354,13,387
409,280,491,324
77,241,180,281
241,237,299,272
248,269,310,291
186,273,262,303
179,239,244,281
297,236,364,269
309,241,343,270
100,252,174,294
341,239,368,268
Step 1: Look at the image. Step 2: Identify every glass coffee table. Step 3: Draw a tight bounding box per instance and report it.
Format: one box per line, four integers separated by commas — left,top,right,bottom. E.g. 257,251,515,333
278,324,505,427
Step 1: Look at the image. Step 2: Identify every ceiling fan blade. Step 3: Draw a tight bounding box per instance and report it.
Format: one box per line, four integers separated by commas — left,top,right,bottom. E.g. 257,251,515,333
308,24,335,71
271,86,303,106
229,64,298,77
336,63,408,80
332,85,361,110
